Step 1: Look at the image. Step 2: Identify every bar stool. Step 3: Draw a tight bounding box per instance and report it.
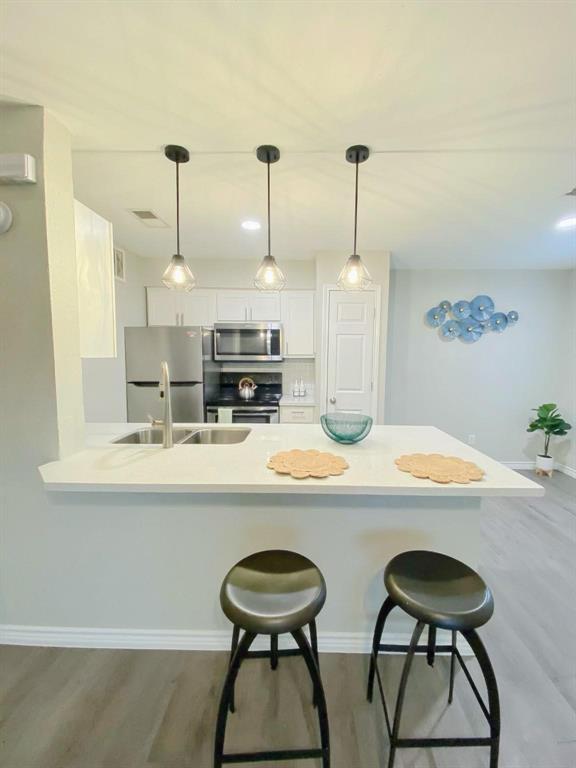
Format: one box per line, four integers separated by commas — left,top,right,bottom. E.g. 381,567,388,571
214,549,330,768
366,550,500,768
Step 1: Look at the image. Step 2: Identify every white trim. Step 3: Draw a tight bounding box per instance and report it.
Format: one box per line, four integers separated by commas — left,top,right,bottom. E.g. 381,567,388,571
0,624,469,654
319,284,381,419
503,461,576,478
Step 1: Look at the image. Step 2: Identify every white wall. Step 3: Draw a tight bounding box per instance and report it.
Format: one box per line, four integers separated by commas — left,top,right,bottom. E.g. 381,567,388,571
385,269,575,466
81,250,147,422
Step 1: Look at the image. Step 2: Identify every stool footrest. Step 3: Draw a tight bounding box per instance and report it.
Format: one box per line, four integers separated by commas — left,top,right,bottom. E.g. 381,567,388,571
222,747,325,763
396,736,493,749
378,643,453,654
245,648,302,660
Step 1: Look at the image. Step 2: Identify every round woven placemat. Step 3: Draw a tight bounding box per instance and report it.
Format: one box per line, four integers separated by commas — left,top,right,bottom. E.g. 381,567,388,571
267,449,349,479
395,453,484,484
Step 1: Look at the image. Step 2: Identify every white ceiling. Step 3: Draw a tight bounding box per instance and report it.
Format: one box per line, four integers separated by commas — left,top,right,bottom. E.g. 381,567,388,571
1,1,575,268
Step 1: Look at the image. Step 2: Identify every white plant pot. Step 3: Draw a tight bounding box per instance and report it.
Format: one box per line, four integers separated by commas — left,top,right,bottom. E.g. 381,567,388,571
536,455,554,474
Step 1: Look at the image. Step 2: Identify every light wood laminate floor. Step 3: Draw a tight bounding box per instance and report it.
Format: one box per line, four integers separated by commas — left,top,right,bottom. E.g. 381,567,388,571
1,473,575,768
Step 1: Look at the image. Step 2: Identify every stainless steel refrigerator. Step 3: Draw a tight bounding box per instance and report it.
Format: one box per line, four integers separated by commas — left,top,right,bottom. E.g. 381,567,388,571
125,327,208,423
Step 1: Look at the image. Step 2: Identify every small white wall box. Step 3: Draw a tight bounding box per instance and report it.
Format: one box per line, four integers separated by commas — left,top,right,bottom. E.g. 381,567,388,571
0,154,37,184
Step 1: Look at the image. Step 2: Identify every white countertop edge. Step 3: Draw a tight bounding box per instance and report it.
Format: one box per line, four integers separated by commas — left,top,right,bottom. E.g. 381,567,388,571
40,478,544,497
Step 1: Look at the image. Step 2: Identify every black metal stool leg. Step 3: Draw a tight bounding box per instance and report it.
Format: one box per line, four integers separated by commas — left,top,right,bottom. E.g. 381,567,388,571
214,630,256,768
270,634,279,670
367,595,395,702
228,625,240,713
309,619,320,707
463,629,501,768
448,629,457,705
387,620,425,768
426,625,436,667
291,627,330,768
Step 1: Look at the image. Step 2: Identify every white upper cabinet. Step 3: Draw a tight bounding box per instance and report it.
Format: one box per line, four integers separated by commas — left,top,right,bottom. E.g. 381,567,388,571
249,293,281,321
216,291,281,322
216,292,251,322
74,200,116,358
147,288,216,327
280,291,315,357
147,288,314,359
181,290,217,326
147,287,178,326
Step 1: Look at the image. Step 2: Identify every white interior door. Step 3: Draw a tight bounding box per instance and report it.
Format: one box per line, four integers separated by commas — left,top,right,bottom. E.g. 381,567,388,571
326,290,376,415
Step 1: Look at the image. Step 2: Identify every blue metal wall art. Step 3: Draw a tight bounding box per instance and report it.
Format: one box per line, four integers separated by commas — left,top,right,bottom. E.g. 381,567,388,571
425,295,518,343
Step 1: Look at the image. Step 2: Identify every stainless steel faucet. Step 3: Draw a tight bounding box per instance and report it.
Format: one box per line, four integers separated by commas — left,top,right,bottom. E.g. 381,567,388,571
149,361,173,448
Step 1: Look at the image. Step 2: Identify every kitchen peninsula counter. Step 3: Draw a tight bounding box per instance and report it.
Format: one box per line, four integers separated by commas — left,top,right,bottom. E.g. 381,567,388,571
36,424,542,648
39,423,542,496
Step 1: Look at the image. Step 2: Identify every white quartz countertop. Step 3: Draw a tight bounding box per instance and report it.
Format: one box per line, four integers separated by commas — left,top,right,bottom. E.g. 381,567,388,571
38,423,544,497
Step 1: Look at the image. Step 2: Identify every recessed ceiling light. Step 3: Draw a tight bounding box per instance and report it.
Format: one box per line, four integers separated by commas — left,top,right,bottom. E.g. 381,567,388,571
241,220,261,231
556,216,576,230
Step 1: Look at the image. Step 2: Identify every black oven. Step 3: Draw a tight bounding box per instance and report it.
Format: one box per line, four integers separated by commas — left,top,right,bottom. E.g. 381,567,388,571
213,323,283,362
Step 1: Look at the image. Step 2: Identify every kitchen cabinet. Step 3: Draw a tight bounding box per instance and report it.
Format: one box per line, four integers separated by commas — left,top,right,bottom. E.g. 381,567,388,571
280,405,316,423
74,200,116,358
280,291,315,357
216,291,281,322
147,287,216,326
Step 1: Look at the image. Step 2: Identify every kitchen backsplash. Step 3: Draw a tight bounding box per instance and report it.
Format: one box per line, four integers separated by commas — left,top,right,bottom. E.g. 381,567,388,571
220,359,315,393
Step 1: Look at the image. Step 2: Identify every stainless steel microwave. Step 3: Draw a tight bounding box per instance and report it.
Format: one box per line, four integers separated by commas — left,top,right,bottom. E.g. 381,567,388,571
213,322,283,362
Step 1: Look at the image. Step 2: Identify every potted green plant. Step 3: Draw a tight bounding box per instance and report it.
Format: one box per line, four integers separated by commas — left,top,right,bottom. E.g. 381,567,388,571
527,403,571,475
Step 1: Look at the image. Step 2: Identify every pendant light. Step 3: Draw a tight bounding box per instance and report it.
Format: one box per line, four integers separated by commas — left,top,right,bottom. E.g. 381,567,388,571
337,145,373,290
162,144,196,291
254,145,286,291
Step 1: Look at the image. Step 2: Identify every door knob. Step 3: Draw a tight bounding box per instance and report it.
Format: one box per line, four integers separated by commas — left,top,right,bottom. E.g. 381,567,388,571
329,397,336,404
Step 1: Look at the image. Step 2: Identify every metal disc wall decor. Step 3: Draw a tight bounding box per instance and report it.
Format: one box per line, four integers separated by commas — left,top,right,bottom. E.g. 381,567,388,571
426,306,447,327
425,295,518,344
489,312,508,332
470,295,494,321
452,300,471,319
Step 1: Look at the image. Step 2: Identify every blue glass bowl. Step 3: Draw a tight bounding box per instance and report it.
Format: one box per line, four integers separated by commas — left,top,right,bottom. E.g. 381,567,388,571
320,413,373,444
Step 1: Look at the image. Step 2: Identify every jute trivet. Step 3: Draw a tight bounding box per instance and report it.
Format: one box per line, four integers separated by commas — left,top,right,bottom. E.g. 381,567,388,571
267,449,349,480
394,453,484,484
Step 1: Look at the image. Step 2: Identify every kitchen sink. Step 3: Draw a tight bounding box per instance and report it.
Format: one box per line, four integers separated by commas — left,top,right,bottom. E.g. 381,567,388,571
111,428,193,445
181,428,251,445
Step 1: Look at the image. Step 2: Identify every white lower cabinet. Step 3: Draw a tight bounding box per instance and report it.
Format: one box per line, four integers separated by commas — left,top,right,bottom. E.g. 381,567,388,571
280,405,316,424
280,291,314,357
147,288,216,326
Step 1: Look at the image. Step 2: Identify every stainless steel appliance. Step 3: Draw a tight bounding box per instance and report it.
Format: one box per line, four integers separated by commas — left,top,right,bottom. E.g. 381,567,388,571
125,327,208,423
205,372,281,424
213,322,283,362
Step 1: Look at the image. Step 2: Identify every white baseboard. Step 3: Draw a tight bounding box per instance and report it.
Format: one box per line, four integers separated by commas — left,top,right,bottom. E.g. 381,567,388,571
0,624,470,654
503,461,575,478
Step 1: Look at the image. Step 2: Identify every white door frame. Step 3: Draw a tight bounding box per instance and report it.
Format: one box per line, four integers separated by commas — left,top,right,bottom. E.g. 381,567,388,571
319,284,381,418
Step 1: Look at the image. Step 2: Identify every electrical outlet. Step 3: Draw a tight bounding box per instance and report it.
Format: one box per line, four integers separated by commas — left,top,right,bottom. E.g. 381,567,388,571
468,434,476,445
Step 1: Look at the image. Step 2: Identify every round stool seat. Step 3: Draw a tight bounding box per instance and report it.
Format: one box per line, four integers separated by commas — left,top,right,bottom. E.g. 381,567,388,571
384,550,494,631
220,550,326,635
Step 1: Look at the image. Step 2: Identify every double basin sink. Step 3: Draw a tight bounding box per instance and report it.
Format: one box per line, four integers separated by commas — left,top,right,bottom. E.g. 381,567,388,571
112,427,251,445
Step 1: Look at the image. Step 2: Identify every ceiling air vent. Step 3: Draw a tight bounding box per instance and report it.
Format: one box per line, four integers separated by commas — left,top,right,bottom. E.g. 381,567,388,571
130,209,169,228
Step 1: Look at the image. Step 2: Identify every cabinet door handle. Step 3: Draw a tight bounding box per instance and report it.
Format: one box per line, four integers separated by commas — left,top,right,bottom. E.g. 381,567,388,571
286,341,289,355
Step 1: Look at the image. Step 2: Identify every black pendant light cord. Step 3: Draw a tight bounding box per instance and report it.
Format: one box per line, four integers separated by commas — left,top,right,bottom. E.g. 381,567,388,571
267,159,271,256
175,160,180,255
353,159,359,255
